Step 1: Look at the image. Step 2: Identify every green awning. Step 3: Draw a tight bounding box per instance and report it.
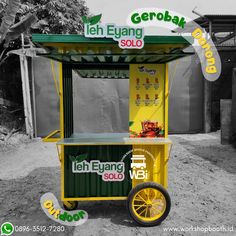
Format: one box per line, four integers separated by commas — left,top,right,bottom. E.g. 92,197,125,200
32,34,194,78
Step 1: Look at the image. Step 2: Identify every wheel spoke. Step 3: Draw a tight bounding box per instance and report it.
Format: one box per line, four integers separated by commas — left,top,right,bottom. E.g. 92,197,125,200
136,193,148,204
149,188,154,201
145,208,148,217
152,200,163,206
133,203,146,207
148,188,151,201
139,207,148,216
147,208,151,218
134,197,145,202
135,203,147,211
152,205,162,213
150,206,162,217
141,190,148,201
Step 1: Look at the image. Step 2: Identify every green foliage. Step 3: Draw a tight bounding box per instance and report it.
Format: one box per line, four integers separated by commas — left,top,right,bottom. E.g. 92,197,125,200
0,0,90,40
0,0,90,60
0,0,20,43
19,0,90,34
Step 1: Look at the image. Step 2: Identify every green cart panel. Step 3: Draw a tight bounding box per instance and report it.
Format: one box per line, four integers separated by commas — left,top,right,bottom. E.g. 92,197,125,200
64,145,132,198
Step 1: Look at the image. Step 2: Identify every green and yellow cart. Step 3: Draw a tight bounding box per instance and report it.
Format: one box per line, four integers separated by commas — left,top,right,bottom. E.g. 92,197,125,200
33,34,192,226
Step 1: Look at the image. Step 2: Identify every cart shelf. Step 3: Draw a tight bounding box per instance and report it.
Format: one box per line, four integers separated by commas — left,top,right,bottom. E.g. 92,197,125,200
57,133,172,145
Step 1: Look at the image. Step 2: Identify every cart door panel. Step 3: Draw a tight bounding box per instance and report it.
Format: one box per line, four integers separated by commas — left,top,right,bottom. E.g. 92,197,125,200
64,145,132,198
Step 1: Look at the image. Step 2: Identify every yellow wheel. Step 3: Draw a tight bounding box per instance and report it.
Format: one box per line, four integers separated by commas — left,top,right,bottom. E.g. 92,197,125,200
63,201,78,211
127,182,171,226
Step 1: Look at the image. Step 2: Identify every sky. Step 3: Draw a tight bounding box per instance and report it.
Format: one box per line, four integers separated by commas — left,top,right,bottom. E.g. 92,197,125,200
85,0,236,34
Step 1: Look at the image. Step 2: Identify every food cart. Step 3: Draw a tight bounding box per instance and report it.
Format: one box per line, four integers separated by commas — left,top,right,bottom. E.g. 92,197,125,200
32,34,192,226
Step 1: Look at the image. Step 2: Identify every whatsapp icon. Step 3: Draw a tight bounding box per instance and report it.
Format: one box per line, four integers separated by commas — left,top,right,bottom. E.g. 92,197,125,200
0,222,14,236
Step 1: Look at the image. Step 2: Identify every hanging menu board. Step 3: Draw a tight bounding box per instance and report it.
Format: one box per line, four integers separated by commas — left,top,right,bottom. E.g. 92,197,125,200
129,64,165,138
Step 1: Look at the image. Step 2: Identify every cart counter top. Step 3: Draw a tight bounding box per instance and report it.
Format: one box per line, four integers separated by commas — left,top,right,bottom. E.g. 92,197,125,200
57,133,172,145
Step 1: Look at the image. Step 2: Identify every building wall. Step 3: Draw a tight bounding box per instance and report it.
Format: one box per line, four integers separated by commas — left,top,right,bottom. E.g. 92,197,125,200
232,68,236,147
211,51,236,131
168,54,204,133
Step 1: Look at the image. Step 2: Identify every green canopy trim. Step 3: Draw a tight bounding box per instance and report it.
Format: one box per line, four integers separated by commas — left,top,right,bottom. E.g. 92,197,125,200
32,34,194,78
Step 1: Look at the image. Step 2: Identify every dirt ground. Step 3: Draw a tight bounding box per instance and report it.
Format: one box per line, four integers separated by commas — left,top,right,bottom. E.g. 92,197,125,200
0,132,236,236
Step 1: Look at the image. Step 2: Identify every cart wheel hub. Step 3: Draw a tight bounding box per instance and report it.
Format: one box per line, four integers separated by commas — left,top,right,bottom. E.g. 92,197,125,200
146,200,152,205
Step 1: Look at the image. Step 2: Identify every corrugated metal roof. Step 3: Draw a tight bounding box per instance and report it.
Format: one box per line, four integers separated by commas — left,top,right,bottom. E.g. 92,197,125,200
195,15,236,24
32,34,194,71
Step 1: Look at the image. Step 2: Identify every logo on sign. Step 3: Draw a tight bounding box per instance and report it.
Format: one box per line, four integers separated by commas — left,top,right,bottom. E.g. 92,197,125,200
82,14,144,49
129,155,148,179
138,66,156,75
71,155,125,182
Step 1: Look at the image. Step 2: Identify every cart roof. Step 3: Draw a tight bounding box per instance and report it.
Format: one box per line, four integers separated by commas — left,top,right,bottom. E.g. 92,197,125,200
32,34,193,78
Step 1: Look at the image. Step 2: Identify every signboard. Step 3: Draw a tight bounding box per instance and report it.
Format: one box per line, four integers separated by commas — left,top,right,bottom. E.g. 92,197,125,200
129,64,165,138
82,14,144,49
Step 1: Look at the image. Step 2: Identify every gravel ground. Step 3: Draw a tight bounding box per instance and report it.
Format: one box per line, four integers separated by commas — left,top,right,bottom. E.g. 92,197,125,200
0,132,235,236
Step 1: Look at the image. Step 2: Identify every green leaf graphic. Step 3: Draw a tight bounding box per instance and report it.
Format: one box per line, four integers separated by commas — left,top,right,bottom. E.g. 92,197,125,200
75,153,88,162
129,121,134,127
159,130,164,135
69,155,76,162
88,14,102,25
82,16,88,23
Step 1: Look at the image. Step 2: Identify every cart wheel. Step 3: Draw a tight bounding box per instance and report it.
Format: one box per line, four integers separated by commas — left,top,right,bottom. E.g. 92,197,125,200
127,182,171,226
63,201,78,211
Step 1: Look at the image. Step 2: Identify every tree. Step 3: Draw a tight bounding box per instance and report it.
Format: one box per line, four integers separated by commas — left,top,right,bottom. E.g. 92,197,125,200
21,0,90,34
0,0,20,44
0,0,90,137
0,0,90,62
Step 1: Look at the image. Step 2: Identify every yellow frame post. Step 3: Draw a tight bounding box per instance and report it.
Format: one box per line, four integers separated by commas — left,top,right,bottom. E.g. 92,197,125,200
58,60,65,201
59,62,64,138
164,63,169,188
165,63,169,138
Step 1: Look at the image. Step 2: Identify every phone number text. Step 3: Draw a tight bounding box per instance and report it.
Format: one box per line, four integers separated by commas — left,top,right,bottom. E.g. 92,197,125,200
14,225,65,232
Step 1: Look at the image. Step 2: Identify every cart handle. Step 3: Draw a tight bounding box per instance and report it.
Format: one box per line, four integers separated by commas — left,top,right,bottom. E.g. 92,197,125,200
43,130,60,142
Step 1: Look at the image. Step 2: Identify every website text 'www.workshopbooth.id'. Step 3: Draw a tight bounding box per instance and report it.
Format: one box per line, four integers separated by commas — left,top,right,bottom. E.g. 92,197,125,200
163,225,234,234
